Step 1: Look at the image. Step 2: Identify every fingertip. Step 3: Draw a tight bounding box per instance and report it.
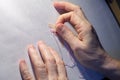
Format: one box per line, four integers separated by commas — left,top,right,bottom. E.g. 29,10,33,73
37,40,43,45
56,22,63,26
19,59,25,64
37,40,45,47
27,44,34,50
27,44,35,55
53,1,57,7
37,41,48,51
56,23,64,31
19,59,26,68
53,1,62,8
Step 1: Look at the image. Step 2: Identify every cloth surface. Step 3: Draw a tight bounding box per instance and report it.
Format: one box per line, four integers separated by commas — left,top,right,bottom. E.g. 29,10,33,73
0,0,120,80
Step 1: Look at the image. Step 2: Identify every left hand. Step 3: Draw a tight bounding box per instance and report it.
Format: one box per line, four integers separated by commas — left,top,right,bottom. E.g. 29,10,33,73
19,41,67,80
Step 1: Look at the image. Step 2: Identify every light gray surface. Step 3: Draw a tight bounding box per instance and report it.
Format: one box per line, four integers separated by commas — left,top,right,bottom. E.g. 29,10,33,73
0,0,120,80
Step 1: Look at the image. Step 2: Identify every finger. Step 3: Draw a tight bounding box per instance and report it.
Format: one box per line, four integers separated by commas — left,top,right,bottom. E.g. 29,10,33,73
56,12,73,24
19,59,34,80
28,45,48,80
56,23,83,51
56,11,84,27
38,41,58,80
54,1,91,36
48,47,68,80
54,1,80,12
56,9,90,30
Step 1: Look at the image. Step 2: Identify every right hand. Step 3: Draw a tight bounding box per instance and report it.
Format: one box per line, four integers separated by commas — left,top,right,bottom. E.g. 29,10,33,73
54,1,120,80
54,1,110,70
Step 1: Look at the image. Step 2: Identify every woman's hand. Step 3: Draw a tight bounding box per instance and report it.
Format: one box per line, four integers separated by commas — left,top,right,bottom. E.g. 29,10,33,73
19,41,67,80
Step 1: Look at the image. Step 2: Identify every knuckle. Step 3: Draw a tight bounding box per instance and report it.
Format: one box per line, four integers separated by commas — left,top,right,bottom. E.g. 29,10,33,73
66,32,76,40
56,60,64,65
35,63,46,69
81,21,93,31
87,24,93,32
35,63,47,74
22,70,32,80
46,57,56,64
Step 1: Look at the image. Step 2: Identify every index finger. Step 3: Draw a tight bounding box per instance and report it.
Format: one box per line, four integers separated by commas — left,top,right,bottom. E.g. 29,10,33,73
53,1,80,12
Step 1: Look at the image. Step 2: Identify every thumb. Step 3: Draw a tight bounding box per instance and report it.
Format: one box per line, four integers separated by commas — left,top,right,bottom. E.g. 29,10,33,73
56,23,83,51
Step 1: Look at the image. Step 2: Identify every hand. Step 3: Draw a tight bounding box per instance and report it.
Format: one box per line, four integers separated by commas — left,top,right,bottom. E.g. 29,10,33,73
54,1,108,70
54,1,120,79
19,41,67,80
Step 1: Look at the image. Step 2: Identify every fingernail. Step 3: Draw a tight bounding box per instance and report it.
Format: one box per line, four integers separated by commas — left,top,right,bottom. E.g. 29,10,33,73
53,1,59,6
56,23,63,29
53,1,63,5
19,59,26,66
38,41,44,45
28,45,35,53
27,44,34,49
38,41,45,48
56,23,64,33
53,1,57,4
